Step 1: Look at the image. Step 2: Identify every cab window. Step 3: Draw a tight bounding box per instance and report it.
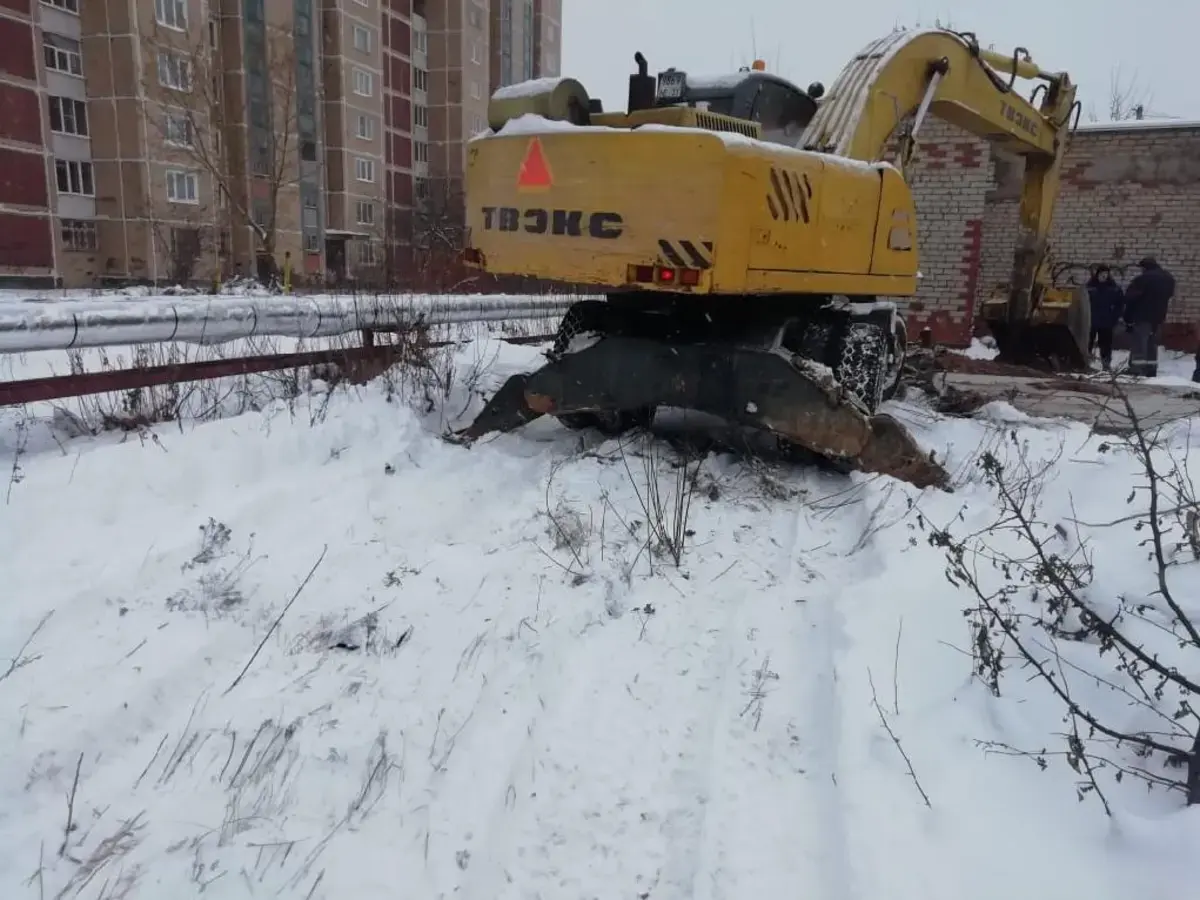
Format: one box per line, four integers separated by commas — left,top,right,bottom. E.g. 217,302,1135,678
751,82,815,142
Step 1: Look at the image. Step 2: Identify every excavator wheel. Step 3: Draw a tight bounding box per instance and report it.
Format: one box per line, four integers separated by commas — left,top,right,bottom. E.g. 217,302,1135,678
881,316,908,401
833,321,889,413
548,299,655,434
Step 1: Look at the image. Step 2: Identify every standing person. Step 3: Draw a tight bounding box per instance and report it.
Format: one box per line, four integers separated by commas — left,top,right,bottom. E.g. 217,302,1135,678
1123,256,1175,377
1086,264,1124,371
1193,323,1200,383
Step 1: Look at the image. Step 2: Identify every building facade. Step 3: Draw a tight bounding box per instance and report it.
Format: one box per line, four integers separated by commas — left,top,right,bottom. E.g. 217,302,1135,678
0,0,561,288
895,118,1200,350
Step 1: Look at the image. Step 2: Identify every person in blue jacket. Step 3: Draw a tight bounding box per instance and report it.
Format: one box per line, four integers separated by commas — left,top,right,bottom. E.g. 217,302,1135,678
1086,264,1125,371
1123,257,1175,378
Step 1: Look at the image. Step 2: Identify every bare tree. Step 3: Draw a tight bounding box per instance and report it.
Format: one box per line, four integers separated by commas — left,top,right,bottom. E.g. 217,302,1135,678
399,176,472,291
143,16,302,276
1087,67,1173,123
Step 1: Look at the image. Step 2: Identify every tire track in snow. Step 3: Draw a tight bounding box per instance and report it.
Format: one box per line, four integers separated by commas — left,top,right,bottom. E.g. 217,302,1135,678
686,502,856,900
451,571,746,899
656,592,743,896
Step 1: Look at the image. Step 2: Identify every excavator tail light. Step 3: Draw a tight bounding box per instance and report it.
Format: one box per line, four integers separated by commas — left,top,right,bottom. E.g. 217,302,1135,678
626,264,702,287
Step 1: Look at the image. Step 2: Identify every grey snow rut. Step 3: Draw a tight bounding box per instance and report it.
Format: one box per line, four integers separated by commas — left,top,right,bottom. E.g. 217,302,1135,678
686,503,857,900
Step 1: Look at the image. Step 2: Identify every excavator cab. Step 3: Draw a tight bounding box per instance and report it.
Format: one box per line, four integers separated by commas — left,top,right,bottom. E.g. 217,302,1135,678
648,66,824,146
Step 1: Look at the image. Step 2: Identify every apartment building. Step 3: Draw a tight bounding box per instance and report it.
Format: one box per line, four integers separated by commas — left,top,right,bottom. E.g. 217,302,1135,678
0,0,562,288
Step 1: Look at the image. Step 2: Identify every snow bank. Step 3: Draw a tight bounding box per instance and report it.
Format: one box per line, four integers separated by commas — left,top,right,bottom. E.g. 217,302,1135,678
0,337,1198,899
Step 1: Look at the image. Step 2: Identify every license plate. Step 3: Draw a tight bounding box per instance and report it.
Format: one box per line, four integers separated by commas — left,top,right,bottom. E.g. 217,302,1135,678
657,71,686,100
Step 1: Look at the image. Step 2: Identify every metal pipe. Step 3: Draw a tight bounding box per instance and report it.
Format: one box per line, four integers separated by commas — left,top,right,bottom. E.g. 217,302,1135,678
0,293,582,354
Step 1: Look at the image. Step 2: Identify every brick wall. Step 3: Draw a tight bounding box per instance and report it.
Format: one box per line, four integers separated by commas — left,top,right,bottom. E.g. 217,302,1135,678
901,118,1200,349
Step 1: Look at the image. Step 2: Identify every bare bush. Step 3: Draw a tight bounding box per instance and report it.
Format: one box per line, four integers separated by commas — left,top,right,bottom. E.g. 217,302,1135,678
923,392,1200,813
621,434,701,568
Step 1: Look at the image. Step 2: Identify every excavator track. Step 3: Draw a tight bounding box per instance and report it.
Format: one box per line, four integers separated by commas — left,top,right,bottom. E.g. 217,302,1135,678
451,298,948,490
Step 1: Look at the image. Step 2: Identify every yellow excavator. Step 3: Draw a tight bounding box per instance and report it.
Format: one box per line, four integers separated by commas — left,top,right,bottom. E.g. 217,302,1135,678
449,28,1088,489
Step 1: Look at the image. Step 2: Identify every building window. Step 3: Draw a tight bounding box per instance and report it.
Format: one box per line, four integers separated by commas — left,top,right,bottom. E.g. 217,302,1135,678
157,51,191,91
355,200,374,225
42,0,79,12
353,68,373,96
302,207,318,228
61,219,97,252
305,233,321,252
48,96,88,137
355,157,375,182
356,114,374,140
357,241,377,265
43,35,83,77
353,25,371,52
166,169,199,203
471,114,485,135
413,31,427,54
54,160,94,196
414,141,427,163
164,112,193,146
413,104,428,128
414,177,428,201
546,24,556,44
469,81,481,100
155,0,187,30
467,6,481,28
413,68,427,92
470,42,483,65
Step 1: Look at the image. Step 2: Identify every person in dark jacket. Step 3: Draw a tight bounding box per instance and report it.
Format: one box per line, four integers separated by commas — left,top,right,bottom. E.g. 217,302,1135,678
1086,264,1125,371
1123,256,1175,377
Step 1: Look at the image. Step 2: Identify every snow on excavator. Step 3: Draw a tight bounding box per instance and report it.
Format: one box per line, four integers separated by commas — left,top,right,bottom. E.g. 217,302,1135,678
448,28,1087,490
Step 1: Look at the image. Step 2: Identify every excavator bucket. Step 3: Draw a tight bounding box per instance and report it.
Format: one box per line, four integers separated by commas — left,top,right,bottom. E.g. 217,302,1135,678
979,284,1092,371
451,330,949,491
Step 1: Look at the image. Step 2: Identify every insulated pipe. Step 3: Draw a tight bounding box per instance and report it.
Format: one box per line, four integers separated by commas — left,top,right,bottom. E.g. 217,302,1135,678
0,293,583,354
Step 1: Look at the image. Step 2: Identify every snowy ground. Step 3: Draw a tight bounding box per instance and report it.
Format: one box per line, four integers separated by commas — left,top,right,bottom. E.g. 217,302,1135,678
2,330,1200,898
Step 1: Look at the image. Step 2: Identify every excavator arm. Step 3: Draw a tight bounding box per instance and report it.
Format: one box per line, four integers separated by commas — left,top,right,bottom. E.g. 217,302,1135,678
802,29,1086,367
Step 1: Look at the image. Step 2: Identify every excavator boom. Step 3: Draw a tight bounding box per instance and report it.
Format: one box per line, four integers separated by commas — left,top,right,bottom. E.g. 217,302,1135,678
803,29,1085,368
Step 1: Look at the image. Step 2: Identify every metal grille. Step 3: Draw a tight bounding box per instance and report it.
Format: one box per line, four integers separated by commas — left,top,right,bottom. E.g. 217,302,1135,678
693,112,759,138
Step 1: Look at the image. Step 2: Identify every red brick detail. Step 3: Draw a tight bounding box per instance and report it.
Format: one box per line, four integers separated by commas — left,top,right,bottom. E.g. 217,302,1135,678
0,146,46,207
390,170,412,205
905,311,972,348
0,14,36,81
954,145,986,168
0,81,42,146
960,219,983,318
0,212,52,269
387,93,410,133
389,132,411,169
0,0,33,13
388,18,410,57
387,57,411,97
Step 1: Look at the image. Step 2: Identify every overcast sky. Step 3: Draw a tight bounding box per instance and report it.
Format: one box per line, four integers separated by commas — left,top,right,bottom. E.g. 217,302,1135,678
561,0,1197,124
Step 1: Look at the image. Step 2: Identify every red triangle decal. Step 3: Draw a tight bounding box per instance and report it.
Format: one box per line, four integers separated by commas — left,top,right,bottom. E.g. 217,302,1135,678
517,138,553,188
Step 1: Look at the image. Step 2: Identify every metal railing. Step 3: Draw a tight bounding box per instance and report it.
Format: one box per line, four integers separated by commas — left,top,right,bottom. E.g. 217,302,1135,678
0,292,583,354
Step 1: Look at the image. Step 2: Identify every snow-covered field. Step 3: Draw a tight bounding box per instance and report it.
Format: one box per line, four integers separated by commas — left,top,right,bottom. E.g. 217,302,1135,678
2,326,1200,898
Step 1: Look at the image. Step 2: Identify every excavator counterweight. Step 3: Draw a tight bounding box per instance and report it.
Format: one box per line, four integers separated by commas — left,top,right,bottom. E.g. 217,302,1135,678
450,28,1088,488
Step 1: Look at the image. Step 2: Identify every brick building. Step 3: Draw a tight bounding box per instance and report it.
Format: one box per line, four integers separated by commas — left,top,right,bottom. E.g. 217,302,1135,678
0,0,561,288
900,117,1200,350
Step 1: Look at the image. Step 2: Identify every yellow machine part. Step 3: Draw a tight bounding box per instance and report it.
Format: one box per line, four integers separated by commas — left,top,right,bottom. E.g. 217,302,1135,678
464,124,920,300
